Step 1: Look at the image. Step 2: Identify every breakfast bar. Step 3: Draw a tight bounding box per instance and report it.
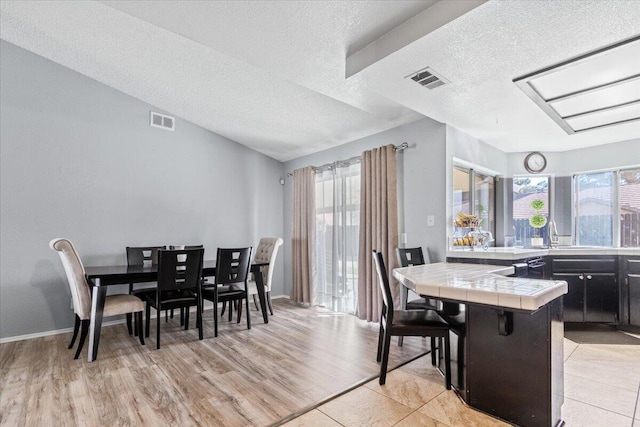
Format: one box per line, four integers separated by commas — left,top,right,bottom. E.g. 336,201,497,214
393,263,568,427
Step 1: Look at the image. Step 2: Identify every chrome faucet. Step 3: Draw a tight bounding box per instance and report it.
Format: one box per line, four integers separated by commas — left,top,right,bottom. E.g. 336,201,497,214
548,220,559,247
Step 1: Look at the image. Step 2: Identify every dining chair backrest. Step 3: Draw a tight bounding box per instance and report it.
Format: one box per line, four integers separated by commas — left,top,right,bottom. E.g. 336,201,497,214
396,247,428,267
216,247,252,286
253,237,283,291
126,246,165,267
169,245,204,250
49,238,92,320
372,250,393,316
157,248,204,292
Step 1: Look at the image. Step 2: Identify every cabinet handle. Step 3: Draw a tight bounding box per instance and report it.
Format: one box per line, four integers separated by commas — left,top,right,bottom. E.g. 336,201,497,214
586,275,592,280
578,275,584,280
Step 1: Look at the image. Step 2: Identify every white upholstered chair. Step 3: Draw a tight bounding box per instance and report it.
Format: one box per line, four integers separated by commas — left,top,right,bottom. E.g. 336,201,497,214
247,237,283,315
50,238,145,359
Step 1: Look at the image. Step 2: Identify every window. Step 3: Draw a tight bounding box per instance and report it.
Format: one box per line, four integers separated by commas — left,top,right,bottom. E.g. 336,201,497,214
575,171,614,246
620,168,640,247
453,166,470,217
475,172,495,235
453,165,495,236
513,176,550,246
315,162,360,313
573,167,640,247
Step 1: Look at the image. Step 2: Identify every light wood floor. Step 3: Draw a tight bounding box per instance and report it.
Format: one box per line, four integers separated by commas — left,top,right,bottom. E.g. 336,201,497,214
0,300,432,426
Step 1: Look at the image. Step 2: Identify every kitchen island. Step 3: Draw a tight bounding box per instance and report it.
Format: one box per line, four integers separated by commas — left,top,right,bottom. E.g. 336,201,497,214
393,263,568,427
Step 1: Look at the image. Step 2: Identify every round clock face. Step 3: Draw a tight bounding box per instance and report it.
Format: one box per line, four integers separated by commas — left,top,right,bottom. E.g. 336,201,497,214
524,152,547,174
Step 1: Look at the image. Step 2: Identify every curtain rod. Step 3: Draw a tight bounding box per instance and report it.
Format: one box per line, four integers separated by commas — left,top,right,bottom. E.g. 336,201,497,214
286,142,409,177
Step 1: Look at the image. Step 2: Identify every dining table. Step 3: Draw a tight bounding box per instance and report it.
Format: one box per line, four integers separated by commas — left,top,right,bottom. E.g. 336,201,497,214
84,260,269,362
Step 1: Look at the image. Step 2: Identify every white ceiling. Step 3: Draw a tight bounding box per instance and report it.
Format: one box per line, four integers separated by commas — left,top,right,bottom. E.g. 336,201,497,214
1,1,639,162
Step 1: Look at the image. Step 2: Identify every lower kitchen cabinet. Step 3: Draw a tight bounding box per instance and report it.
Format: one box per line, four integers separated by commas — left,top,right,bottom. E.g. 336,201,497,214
622,257,640,326
550,256,618,323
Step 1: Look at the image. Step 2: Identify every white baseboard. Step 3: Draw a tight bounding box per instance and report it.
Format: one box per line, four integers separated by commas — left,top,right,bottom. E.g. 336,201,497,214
0,305,209,344
0,298,283,344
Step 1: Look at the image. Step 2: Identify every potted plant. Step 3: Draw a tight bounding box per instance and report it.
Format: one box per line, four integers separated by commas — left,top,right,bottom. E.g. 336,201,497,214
529,198,547,247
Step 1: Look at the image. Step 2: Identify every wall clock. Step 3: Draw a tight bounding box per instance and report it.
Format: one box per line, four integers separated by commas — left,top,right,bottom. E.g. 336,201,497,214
524,152,547,174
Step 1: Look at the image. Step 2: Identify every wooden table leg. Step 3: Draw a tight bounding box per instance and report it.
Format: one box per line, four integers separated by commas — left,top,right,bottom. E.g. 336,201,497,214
88,279,107,362
252,265,269,324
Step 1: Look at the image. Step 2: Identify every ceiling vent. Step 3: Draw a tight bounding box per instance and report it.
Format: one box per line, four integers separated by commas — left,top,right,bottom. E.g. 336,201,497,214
408,67,449,90
150,111,175,131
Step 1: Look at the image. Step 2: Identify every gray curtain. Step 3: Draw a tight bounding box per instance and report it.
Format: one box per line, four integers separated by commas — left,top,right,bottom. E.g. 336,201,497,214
291,166,316,304
357,145,399,322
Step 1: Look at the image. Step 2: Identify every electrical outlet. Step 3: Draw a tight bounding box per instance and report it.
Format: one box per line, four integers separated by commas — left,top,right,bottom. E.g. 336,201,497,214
401,233,407,244
427,215,435,226
70,298,74,310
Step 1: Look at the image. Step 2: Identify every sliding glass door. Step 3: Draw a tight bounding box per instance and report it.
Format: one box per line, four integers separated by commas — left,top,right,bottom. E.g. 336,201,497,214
315,162,360,314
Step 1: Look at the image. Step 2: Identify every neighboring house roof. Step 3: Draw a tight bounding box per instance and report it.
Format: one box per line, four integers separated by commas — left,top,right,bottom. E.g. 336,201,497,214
513,183,640,219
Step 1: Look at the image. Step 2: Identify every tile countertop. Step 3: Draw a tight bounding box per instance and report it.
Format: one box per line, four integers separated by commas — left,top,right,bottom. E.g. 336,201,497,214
393,262,568,311
447,246,640,260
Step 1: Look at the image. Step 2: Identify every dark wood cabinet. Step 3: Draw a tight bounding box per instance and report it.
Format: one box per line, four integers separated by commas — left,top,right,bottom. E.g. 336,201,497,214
585,273,618,322
551,256,618,323
621,257,640,326
553,273,584,322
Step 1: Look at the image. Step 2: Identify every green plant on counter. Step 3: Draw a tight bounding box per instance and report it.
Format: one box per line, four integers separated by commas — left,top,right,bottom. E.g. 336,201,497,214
529,198,547,237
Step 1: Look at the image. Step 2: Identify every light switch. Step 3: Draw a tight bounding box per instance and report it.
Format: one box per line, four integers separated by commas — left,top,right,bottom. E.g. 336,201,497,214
401,233,407,244
427,215,435,226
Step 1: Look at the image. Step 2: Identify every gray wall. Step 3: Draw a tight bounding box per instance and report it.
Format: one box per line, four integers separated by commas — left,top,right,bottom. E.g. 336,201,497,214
282,118,447,296
506,138,640,177
505,139,640,238
445,126,509,246
0,41,284,340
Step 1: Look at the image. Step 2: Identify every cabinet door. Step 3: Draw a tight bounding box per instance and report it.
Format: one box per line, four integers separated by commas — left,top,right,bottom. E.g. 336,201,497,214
629,274,640,326
553,273,584,322
585,273,618,323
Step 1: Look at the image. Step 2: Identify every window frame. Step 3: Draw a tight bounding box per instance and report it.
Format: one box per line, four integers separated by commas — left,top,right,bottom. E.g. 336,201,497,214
572,165,640,247
452,162,497,237
512,174,554,247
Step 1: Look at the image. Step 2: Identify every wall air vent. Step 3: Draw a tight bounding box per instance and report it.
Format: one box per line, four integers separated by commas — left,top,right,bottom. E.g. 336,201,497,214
150,111,175,131
408,67,449,90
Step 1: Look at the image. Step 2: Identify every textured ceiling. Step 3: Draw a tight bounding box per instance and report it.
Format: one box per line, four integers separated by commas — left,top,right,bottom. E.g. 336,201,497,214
353,0,640,154
1,0,639,161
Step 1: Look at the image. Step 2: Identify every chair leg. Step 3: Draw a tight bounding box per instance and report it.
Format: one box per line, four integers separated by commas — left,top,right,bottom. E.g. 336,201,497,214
73,320,90,360
221,301,226,316
266,291,274,315
69,314,80,349
126,313,133,335
398,336,404,347
443,333,452,390
184,307,190,330
228,301,233,321
379,330,393,385
430,337,437,366
145,303,151,338
237,299,243,323
156,305,161,350
245,296,251,330
376,322,385,362
213,294,219,337
197,295,203,341
137,312,145,345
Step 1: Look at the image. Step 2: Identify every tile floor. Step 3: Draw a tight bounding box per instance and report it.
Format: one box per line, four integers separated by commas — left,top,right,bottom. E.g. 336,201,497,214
282,331,640,427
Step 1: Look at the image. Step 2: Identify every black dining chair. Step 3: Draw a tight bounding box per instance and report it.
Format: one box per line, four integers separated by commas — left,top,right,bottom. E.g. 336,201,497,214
144,248,204,349
373,250,451,388
126,246,165,333
201,247,252,337
396,247,439,312
396,247,440,350
168,245,204,322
